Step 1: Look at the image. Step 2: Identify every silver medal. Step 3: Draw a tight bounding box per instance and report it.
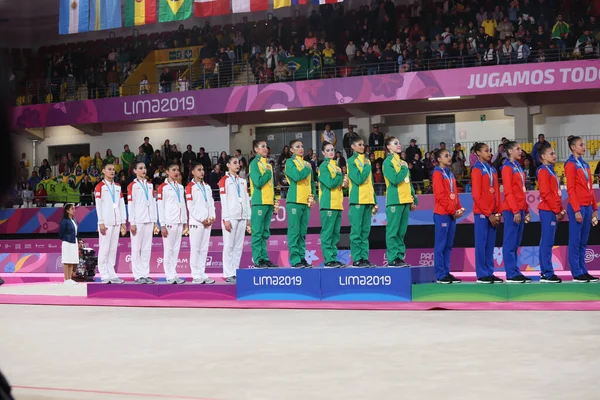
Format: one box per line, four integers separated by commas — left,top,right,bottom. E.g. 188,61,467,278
112,204,117,209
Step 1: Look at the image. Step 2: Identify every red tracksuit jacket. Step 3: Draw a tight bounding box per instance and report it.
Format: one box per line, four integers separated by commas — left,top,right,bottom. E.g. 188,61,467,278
433,167,462,215
565,155,598,213
537,165,563,214
501,160,529,214
471,161,501,216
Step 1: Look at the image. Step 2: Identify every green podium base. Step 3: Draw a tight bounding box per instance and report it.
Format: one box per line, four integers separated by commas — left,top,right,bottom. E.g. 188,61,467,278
412,283,600,302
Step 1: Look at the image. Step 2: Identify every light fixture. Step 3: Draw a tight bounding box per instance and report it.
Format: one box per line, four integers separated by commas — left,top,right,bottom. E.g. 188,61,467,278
265,107,288,112
427,96,461,101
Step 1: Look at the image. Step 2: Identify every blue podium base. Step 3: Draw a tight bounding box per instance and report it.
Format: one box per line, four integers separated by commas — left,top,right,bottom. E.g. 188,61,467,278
237,266,435,301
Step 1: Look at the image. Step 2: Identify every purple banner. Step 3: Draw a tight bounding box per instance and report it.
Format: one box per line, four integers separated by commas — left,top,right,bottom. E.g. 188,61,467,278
10,60,600,129
3,236,600,274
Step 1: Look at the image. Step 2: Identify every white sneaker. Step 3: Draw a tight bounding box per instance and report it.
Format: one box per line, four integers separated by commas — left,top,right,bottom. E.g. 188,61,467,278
174,277,185,284
192,278,215,284
69,279,79,285
110,278,125,284
63,279,79,285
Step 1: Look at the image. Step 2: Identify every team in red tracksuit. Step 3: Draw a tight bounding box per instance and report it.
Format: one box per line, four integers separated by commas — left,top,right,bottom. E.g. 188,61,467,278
432,150,463,283
471,153,502,283
537,153,565,283
564,145,599,282
501,154,531,282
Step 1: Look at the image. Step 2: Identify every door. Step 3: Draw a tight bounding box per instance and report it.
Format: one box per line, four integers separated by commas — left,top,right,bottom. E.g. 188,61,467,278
426,115,456,149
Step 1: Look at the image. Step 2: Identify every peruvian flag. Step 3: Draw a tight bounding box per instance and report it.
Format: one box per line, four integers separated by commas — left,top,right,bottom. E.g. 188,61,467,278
194,0,230,16
232,0,268,13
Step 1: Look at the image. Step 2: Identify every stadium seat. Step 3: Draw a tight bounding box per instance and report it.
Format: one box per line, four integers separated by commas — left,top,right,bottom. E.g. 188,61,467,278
589,160,599,175
521,142,533,153
587,140,599,157
554,162,565,178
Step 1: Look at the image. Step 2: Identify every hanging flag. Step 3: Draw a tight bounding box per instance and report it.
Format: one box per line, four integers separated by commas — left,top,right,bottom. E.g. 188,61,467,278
292,0,308,4
312,0,342,4
232,0,267,13
59,0,89,35
194,0,230,17
159,0,193,22
124,0,158,26
90,0,122,31
274,0,291,8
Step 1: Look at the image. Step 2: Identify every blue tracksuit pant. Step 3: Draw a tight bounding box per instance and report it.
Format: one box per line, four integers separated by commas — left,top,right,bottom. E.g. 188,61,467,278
567,204,592,277
434,213,456,280
502,210,525,279
539,210,557,278
474,214,496,278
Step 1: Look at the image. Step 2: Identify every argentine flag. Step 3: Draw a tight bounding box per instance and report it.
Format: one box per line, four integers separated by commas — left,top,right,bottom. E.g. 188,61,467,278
59,0,90,35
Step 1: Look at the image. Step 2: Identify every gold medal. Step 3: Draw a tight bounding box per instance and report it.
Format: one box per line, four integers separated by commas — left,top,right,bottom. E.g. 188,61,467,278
449,193,456,200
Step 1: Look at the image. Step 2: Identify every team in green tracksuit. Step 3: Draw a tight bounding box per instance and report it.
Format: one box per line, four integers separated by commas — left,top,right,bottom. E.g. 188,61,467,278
284,142,317,268
383,139,419,267
249,140,278,269
347,138,377,267
318,142,346,268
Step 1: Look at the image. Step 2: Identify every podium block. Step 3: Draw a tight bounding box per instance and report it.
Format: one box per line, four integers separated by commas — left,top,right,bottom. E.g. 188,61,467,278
320,268,413,301
237,269,321,300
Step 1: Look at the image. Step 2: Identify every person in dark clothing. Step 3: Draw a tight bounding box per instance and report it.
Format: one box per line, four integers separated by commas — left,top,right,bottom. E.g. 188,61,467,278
87,66,97,99
182,144,196,182
368,125,384,148
217,47,231,87
141,137,154,159
197,147,212,182
410,152,427,183
159,67,173,93
79,174,94,205
50,71,62,102
343,125,360,157
405,139,423,163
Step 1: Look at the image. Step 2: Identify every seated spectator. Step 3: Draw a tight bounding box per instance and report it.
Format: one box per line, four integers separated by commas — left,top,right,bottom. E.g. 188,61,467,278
104,149,115,165
516,38,530,62
136,146,148,167
482,43,498,65
208,164,224,193
497,17,514,41
22,183,34,208
274,60,291,81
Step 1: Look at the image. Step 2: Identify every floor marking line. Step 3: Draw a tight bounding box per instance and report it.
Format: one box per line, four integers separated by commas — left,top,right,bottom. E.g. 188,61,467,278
13,385,218,400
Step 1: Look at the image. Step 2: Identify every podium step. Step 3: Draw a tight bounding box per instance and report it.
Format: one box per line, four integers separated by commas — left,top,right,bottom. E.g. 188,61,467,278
412,282,600,302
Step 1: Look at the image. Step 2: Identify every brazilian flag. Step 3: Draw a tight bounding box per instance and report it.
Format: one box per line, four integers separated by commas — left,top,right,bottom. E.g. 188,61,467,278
159,0,192,22
284,56,321,80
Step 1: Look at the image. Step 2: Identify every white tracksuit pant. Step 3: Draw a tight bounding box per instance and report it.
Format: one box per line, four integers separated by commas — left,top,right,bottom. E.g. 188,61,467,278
131,222,153,280
222,219,247,278
98,225,120,281
162,224,183,280
189,224,211,280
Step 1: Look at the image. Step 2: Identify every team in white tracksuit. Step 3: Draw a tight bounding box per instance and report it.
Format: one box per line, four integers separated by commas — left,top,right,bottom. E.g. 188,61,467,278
186,165,216,284
157,171,188,284
128,164,158,284
219,157,251,282
95,169,126,284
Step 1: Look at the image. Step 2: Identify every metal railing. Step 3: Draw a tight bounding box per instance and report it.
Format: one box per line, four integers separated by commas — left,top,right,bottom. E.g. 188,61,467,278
16,46,599,105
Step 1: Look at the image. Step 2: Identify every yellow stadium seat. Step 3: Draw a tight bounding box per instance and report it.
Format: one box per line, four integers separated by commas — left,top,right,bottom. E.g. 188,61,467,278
549,141,556,150
374,150,385,160
587,140,599,157
423,179,430,188
521,142,533,153
589,160,599,175
554,162,565,178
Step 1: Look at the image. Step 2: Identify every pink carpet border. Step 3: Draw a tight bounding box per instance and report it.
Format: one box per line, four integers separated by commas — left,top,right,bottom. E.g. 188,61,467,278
1,294,599,311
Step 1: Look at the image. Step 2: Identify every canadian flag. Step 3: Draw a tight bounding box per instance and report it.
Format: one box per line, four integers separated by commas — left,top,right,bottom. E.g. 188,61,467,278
194,0,230,17
232,0,268,13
